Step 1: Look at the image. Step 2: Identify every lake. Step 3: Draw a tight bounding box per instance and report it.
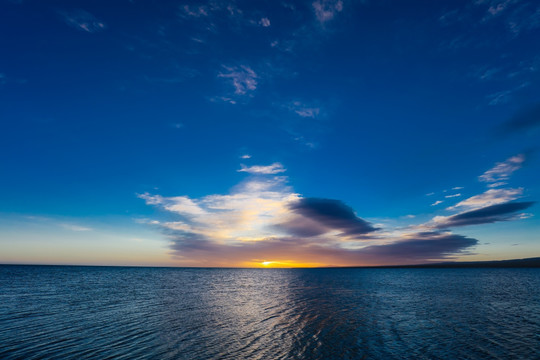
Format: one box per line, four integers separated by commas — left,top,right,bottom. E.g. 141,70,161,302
1,266,539,359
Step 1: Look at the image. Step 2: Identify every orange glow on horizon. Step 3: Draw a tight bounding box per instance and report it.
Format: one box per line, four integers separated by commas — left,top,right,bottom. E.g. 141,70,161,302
247,260,327,268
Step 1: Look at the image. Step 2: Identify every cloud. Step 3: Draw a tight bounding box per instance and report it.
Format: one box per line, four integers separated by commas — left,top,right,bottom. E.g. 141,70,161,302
312,0,344,23
434,201,535,228
358,232,478,263
140,176,301,245
178,1,269,34
240,154,251,159
487,182,508,188
138,193,207,216
431,200,443,206
479,154,525,183
218,65,258,96
452,186,464,190
59,9,106,33
180,4,210,18
238,163,286,174
500,103,540,134
486,0,515,17
139,156,535,267
448,188,523,210
141,172,477,266
487,82,528,105
60,224,92,232
162,231,479,267
288,198,379,236
287,101,321,118
445,193,462,198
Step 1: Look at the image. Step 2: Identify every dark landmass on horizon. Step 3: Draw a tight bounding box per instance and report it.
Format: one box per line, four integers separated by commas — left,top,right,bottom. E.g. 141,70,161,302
339,257,540,268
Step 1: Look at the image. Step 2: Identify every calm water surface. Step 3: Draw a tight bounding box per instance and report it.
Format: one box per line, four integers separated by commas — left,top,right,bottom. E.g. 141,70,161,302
1,266,539,359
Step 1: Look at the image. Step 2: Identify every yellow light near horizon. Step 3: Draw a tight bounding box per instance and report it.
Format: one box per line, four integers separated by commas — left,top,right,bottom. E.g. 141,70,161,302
253,260,325,268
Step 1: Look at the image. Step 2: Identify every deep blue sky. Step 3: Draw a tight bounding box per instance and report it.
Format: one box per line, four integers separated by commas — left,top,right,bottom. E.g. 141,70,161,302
1,0,539,266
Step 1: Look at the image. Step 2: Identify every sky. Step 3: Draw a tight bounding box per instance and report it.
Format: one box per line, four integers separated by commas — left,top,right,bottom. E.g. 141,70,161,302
1,0,539,267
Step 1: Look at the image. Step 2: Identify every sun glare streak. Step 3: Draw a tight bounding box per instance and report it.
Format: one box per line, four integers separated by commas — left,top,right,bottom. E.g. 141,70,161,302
252,260,325,268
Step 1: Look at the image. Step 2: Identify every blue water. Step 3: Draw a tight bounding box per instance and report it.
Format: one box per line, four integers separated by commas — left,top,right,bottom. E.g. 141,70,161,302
1,266,539,359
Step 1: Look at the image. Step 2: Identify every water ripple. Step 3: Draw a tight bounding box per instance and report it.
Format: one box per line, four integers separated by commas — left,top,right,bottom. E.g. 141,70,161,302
1,266,539,359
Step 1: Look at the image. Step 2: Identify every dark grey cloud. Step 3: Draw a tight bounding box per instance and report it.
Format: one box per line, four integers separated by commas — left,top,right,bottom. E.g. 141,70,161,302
500,103,540,134
437,201,534,228
359,232,478,263
273,216,330,237
288,198,378,236
165,231,478,266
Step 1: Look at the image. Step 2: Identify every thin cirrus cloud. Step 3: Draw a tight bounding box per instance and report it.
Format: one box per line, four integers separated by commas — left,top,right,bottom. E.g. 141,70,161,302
179,1,271,32
238,162,286,175
312,0,344,24
479,153,525,185
287,101,321,118
59,9,106,33
218,65,258,96
424,153,534,230
447,187,523,211
60,224,92,232
442,153,527,211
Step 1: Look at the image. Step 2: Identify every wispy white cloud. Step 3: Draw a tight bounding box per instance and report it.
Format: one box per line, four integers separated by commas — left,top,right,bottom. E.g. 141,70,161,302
445,193,462,198
218,65,258,96
259,17,271,27
240,154,251,159
487,82,528,105
447,188,523,211
479,154,525,183
452,186,464,190
487,0,516,17
287,101,321,118
238,163,286,175
138,193,207,216
180,4,210,18
488,181,508,188
431,200,444,206
59,9,106,33
312,0,344,23
61,224,92,232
